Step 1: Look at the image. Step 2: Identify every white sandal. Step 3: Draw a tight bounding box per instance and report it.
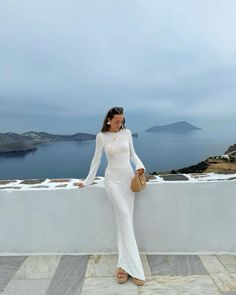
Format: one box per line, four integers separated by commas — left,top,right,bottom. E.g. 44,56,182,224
116,267,129,283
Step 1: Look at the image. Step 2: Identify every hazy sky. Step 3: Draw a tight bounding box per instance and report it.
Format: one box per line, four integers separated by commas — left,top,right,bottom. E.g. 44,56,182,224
0,0,236,134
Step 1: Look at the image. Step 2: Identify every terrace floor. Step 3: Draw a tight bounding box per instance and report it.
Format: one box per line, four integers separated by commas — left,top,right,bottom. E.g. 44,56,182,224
1,254,236,294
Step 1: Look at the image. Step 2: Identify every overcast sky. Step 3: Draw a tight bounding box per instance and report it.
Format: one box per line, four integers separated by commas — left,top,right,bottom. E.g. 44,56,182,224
0,0,236,134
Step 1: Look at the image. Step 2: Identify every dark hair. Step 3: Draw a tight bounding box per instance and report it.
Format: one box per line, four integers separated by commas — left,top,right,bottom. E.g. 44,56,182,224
100,107,126,132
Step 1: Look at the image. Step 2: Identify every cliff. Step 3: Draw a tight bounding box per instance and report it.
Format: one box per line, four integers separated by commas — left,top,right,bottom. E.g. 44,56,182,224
224,143,236,156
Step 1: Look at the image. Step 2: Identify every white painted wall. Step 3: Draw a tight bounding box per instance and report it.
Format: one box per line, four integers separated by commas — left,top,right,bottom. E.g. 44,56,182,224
0,181,236,255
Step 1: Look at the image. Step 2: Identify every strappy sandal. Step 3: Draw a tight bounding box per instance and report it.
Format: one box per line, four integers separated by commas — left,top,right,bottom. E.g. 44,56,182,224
116,267,129,284
131,277,145,286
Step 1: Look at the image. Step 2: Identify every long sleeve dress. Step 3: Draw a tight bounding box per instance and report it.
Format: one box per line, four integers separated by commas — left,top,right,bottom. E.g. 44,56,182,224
81,127,146,281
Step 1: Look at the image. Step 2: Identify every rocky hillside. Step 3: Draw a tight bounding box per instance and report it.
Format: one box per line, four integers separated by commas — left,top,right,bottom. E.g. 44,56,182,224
151,143,236,175
172,156,236,174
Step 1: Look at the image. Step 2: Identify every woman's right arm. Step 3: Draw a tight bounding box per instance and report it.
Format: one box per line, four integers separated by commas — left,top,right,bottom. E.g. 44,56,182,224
76,132,104,187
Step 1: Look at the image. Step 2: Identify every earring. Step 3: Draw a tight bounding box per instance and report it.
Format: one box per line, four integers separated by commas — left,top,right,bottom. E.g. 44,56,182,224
107,122,111,125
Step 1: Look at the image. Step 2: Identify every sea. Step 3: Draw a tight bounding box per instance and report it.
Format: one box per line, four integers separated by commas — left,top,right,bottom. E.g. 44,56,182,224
0,126,235,180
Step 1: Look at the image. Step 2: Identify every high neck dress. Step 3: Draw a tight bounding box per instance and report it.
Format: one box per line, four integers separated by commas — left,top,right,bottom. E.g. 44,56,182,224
81,127,146,281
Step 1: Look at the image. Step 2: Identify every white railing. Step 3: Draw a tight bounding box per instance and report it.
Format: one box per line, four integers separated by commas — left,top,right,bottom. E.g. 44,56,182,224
0,178,236,255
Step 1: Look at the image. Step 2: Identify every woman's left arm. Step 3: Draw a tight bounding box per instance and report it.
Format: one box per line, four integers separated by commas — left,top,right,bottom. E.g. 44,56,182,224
128,129,146,175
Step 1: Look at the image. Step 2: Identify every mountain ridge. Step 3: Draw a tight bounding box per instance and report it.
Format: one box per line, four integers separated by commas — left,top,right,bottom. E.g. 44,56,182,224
0,131,96,154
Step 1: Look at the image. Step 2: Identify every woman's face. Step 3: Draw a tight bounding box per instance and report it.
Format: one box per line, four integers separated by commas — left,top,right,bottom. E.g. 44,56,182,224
108,114,124,131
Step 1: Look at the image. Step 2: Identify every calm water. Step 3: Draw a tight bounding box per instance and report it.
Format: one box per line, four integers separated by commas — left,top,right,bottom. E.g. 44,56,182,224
0,127,235,180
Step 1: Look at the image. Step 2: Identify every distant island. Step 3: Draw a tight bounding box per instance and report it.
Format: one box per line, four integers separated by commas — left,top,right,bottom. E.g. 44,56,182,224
146,121,202,133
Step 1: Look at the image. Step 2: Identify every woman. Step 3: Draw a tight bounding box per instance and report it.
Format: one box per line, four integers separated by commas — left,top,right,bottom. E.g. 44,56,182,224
75,107,146,286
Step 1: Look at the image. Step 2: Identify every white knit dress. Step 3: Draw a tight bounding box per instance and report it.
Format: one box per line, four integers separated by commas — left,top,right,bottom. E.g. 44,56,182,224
81,127,146,281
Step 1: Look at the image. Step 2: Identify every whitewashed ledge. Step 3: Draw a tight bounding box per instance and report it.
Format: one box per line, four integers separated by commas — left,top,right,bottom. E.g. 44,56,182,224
0,172,236,256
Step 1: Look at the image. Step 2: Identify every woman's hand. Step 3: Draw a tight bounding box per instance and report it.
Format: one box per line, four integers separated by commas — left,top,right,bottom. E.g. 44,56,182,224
74,181,85,188
136,168,145,176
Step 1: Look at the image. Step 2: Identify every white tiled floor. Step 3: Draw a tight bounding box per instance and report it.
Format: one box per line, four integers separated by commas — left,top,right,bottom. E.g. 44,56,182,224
1,254,236,295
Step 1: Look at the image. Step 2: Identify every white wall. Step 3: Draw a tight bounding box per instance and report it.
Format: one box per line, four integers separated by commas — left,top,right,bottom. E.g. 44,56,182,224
0,181,236,255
